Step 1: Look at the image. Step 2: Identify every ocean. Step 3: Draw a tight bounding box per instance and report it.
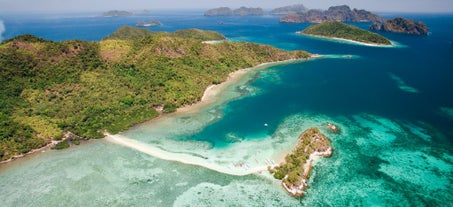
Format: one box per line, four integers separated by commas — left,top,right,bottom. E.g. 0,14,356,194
0,11,452,206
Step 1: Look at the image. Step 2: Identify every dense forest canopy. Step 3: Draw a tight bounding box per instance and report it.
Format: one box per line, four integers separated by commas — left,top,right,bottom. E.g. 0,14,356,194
301,21,391,45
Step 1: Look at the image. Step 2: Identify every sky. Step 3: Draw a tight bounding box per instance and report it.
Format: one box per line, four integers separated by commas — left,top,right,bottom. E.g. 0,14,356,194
0,0,452,13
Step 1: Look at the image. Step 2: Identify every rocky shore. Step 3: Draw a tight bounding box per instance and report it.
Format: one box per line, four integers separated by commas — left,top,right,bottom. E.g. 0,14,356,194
269,127,333,197
370,17,429,35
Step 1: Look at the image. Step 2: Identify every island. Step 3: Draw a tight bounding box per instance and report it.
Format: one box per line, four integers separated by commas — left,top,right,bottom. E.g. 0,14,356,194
370,17,429,35
269,4,309,15
0,26,311,162
204,7,266,16
280,5,383,23
136,20,162,27
300,21,392,46
269,127,333,197
101,10,133,17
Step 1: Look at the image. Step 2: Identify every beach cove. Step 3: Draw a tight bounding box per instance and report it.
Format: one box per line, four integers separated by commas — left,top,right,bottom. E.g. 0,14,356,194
105,58,315,177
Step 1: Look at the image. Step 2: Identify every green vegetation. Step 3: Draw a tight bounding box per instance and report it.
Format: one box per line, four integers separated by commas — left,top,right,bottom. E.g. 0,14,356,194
0,26,310,161
172,28,226,41
269,128,331,192
103,26,155,40
51,140,70,150
301,21,392,45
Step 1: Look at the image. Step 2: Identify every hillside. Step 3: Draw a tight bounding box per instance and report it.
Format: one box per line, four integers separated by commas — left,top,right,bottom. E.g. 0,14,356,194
0,26,310,161
301,21,392,45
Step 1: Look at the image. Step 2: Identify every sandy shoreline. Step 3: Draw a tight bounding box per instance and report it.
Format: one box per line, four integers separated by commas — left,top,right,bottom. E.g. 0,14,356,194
105,133,276,176
104,58,313,176
168,58,308,115
298,32,395,47
1,58,309,168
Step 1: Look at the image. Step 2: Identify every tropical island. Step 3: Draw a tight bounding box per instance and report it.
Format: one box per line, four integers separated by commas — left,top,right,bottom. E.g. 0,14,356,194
370,17,429,35
280,5,383,23
300,21,392,46
269,127,333,197
0,26,310,162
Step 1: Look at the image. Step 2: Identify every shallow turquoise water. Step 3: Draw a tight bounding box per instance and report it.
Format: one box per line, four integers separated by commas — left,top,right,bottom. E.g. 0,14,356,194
0,11,452,206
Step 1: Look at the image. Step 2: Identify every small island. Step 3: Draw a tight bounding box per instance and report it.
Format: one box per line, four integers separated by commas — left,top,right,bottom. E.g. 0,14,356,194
269,127,332,197
300,21,392,46
136,20,162,27
101,10,133,17
370,17,429,35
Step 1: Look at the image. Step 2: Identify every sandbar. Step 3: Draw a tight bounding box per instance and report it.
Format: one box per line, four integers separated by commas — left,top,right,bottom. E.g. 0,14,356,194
298,32,396,47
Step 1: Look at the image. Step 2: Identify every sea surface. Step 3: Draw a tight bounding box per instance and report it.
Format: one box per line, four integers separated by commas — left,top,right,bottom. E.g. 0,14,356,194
0,11,452,206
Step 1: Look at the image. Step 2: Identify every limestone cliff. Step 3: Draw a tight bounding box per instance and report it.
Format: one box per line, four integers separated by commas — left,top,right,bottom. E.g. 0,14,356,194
370,17,429,35
280,5,383,23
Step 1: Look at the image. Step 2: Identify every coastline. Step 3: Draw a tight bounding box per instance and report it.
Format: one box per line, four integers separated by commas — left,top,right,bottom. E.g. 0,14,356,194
0,133,74,164
0,57,311,166
298,32,395,47
176,58,307,114
105,133,277,176
104,58,313,176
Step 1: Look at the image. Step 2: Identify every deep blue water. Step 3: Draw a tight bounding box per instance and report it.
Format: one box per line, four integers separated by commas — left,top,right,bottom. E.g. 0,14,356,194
2,10,452,146
1,11,452,206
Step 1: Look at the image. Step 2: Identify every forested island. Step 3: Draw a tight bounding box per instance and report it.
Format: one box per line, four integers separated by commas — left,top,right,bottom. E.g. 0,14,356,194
0,26,310,162
269,127,332,197
370,17,429,35
301,21,392,45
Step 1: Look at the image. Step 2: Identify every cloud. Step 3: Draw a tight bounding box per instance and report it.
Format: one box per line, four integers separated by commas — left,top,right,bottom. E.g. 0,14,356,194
0,20,5,42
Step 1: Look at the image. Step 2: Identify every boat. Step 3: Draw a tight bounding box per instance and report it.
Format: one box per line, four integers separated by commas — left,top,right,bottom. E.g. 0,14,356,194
136,20,162,27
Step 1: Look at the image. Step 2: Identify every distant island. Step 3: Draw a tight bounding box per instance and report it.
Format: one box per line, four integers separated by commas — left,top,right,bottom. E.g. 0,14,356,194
269,4,309,15
269,127,332,197
370,17,429,35
280,5,383,23
204,7,266,16
101,10,151,17
300,21,392,46
0,26,310,162
101,10,133,17
204,4,311,16
136,20,162,27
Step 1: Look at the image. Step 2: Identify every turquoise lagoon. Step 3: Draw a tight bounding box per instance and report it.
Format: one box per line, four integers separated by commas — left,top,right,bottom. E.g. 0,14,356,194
0,12,452,206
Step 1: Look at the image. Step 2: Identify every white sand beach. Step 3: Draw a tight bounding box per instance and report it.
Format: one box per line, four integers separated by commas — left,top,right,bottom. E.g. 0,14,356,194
298,32,397,47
